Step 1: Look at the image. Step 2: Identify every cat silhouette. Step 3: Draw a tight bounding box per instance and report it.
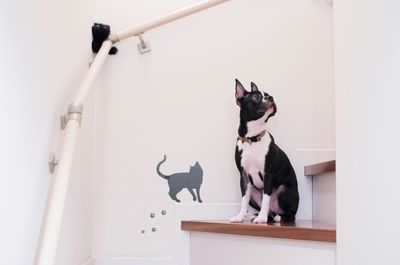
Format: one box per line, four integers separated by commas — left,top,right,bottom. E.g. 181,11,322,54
156,155,203,203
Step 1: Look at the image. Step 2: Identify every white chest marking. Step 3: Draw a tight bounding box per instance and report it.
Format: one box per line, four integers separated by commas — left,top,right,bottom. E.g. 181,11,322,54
237,134,271,189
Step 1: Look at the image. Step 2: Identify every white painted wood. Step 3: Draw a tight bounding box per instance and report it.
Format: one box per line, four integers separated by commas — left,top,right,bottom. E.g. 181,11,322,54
173,203,240,265
313,171,336,224
190,233,336,265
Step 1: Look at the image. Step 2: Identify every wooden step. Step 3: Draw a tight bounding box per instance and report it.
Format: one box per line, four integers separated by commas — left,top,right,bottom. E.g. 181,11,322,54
181,220,336,243
304,160,335,176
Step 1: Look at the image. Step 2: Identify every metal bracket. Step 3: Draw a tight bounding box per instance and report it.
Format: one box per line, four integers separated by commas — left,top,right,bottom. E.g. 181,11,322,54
61,102,84,130
49,153,59,174
137,33,151,54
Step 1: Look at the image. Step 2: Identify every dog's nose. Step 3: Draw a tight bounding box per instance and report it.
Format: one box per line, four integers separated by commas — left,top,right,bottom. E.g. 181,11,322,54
266,95,273,100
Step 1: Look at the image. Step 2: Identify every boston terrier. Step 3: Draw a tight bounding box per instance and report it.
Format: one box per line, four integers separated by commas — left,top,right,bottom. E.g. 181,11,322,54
230,79,299,223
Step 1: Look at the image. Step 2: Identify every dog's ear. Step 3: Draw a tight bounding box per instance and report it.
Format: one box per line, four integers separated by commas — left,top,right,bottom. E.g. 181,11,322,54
251,82,259,92
235,79,247,106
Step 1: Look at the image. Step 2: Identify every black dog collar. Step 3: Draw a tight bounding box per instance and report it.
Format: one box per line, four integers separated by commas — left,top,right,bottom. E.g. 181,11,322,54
238,130,267,145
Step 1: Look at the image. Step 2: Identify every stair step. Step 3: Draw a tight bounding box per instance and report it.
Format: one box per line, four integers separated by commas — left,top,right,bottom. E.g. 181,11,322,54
181,220,336,243
304,160,336,176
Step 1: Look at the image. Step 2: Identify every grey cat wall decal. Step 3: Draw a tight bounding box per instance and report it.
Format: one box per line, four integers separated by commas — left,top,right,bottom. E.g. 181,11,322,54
156,155,203,203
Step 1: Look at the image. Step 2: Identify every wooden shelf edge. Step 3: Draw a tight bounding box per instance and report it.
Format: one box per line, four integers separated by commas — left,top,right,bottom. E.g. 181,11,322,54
181,220,336,243
304,160,336,176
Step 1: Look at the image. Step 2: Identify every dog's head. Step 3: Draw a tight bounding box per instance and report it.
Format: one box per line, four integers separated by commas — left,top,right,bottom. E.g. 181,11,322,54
235,79,277,123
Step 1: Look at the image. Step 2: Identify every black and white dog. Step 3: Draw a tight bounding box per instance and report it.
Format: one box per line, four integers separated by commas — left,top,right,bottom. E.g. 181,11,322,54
231,79,299,224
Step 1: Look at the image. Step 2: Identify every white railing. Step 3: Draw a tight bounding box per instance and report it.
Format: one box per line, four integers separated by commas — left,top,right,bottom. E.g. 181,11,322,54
35,1,230,265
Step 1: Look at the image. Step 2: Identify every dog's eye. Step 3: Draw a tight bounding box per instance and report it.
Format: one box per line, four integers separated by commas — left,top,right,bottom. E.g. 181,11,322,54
252,94,262,103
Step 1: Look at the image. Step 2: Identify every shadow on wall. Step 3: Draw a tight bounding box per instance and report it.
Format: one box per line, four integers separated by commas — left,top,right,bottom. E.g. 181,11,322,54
156,155,204,203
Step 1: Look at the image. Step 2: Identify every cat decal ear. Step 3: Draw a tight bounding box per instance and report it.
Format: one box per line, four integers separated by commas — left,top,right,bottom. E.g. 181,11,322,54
235,79,247,106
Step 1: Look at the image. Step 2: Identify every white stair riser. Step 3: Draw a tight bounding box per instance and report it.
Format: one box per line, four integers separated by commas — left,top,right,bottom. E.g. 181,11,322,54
190,233,336,265
313,172,336,224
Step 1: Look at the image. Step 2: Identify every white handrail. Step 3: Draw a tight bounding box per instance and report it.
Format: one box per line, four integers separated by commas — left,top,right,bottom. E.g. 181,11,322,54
74,40,113,103
35,1,230,265
109,0,230,43
35,41,112,265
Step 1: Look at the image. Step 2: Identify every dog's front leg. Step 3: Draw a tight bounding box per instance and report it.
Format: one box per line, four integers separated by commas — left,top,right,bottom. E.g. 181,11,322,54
253,194,270,223
230,184,252,223
253,173,272,223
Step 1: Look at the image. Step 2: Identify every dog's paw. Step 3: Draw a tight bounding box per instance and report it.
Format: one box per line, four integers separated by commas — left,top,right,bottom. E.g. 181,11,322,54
253,213,269,224
273,215,281,223
247,213,258,222
230,214,245,223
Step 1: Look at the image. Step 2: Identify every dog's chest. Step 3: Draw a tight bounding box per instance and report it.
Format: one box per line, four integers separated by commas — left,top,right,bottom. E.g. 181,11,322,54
237,136,271,188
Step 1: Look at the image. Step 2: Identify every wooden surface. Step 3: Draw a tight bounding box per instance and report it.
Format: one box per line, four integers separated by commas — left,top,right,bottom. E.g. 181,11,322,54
181,220,336,243
304,160,336,176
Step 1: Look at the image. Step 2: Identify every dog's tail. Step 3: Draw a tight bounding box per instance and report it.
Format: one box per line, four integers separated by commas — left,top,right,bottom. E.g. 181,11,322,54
156,155,169,180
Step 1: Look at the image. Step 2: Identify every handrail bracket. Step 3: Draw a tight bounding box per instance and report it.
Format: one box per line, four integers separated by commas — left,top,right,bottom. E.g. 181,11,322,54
137,33,151,54
48,152,59,174
61,102,84,130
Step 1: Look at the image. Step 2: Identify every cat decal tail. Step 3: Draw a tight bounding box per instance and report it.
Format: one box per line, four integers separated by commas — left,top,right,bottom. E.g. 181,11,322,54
156,155,169,179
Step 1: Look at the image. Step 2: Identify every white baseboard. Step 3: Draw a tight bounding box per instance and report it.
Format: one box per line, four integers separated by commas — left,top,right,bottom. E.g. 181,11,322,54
81,257,95,265
94,257,175,265
94,203,240,265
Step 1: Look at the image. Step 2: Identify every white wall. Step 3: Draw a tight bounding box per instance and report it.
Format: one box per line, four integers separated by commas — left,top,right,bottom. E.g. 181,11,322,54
93,0,334,260
0,0,95,264
335,1,400,264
